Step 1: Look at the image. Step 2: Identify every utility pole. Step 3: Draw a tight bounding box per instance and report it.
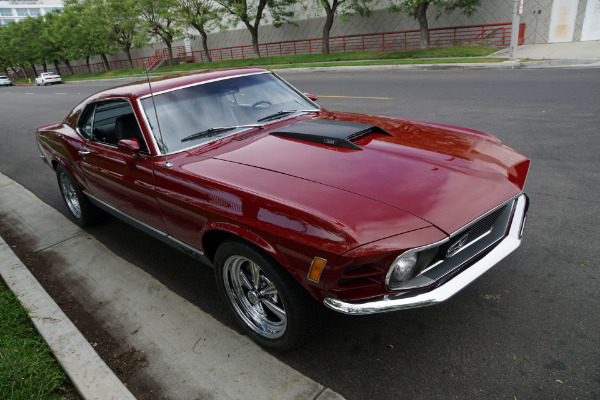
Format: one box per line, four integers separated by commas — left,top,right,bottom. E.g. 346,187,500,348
510,0,522,60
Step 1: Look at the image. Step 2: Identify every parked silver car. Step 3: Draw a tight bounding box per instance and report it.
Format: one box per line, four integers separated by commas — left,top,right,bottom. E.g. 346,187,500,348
0,75,12,86
36,72,62,86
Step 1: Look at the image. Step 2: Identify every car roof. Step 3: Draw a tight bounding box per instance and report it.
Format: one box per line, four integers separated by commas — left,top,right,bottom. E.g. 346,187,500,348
87,68,270,102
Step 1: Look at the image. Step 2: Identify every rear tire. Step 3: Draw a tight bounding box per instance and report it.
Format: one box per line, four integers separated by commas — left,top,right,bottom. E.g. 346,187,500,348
214,238,323,351
55,165,100,227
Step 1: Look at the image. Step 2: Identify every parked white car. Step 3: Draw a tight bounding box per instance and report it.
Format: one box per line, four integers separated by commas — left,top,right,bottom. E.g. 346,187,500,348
36,72,62,86
0,75,12,86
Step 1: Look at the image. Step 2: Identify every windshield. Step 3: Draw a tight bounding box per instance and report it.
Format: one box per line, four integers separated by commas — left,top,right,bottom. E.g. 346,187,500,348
140,73,319,154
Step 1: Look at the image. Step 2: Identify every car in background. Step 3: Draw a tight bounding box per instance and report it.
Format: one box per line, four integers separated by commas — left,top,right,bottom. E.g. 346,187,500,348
35,72,62,86
0,75,12,86
36,68,530,350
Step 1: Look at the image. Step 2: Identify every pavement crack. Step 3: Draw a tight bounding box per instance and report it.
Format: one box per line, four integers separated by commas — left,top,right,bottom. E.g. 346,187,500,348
35,231,89,254
313,387,327,400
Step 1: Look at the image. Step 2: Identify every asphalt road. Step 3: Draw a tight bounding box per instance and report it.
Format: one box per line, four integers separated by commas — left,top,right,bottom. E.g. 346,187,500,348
1,68,599,399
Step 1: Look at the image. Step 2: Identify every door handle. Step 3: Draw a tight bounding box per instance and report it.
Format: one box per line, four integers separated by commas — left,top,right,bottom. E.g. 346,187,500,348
78,149,91,156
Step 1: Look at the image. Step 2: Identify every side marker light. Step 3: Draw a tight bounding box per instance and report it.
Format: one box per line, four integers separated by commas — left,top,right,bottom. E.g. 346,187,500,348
308,257,327,283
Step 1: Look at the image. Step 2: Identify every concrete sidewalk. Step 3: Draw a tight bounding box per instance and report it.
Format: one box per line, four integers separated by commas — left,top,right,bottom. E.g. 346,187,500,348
490,40,600,61
0,172,344,400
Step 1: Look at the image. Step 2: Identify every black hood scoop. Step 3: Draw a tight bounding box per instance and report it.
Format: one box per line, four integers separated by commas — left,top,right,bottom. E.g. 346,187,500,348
270,119,391,150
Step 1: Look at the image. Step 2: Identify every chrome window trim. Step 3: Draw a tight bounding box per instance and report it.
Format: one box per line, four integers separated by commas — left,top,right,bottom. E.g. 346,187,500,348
75,97,151,154
272,71,322,110
136,71,320,156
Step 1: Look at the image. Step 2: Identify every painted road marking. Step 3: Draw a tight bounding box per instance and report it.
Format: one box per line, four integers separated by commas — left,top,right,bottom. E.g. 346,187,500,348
55,93,67,95
318,95,392,100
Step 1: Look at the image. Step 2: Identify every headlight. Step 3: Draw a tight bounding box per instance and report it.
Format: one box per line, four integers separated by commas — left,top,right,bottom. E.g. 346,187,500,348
390,253,418,283
386,246,440,290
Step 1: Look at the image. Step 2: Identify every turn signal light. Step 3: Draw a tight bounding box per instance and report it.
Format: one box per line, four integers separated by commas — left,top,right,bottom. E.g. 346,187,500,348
308,257,327,282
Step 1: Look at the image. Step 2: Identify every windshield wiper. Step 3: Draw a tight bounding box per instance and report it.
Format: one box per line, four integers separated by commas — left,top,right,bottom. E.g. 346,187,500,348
257,109,320,123
181,124,264,143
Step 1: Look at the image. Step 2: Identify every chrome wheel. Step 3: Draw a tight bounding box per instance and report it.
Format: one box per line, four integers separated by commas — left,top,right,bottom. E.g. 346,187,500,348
59,172,81,219
222,255,287,339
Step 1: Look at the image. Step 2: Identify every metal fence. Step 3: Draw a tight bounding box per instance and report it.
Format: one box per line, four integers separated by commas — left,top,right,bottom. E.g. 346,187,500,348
47,22,523,77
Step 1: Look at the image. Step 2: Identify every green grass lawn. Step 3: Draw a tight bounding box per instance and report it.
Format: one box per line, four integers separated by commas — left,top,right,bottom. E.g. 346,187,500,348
0,279,79,399
12,46,502,84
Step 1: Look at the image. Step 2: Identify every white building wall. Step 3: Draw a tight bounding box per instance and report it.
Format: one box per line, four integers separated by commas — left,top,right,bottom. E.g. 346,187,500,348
64,1,598,69
0,0,63,25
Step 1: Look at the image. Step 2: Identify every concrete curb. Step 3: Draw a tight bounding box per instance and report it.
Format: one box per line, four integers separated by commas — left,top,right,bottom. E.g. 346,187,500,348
0,236,136,400
9,58,600,87
0,172,346,400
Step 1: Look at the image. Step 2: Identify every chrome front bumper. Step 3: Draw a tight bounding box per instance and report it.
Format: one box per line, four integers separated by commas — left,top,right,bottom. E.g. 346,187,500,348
323,194,529,315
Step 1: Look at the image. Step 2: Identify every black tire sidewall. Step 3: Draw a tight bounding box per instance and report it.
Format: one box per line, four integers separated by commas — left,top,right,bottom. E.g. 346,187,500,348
214,239,315,351
55,164,96,227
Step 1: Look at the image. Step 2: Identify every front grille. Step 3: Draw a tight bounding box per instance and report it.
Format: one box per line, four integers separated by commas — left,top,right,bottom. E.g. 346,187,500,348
439,205,506,259
338,264,385,290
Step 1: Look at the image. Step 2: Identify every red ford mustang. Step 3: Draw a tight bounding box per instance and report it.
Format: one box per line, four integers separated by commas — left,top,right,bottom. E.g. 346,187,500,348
36,68,530,350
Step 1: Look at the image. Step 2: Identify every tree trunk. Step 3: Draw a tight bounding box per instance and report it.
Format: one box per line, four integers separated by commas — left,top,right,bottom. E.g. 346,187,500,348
43,63,47,72
3,68,8,77
125,45,134,69
53,60,60,74
200,29,212,62
10,66,20,78
166,41,174,66
416,2,430,49
322,3,336,55
100,53,111,71
250,27,260,58
64,60,74,75
31,64,38,77
86,56,91,73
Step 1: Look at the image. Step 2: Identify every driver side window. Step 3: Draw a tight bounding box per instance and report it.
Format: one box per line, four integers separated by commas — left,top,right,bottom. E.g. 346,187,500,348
77,101,149,153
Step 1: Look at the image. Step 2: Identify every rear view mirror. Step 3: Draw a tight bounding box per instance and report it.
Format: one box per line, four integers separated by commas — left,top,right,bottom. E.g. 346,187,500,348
304,92,318,101
117,138,140,153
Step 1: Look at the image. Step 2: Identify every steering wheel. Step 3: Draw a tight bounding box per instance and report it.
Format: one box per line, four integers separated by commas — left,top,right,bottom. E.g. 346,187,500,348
251,101,272,109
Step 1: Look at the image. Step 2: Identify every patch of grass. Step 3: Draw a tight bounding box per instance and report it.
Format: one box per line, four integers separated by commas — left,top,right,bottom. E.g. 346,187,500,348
0,279,79,399
264,57,507,69
62,68,147,82
11,46,502,84
155,46,499,72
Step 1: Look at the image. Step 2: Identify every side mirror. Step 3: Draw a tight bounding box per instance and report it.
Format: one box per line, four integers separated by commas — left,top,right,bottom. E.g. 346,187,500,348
117,138,140,153
304,92,318,101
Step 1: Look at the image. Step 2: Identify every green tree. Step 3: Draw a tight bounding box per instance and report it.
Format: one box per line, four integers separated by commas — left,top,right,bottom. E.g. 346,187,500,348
176,0,223,62
0,25,17,77
43,9,87,74
8,17,46,77
63,0,117,72
388,0,481,49
139,0,184,66
215,0,297,58
318,0,374,54
84,0,148,69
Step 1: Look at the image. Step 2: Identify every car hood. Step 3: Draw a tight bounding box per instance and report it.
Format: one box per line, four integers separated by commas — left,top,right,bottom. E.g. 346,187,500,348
212,112,529,235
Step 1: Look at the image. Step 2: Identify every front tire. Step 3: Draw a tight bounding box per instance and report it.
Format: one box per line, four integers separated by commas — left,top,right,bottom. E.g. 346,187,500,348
214,239,322,351
55,165,99,227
